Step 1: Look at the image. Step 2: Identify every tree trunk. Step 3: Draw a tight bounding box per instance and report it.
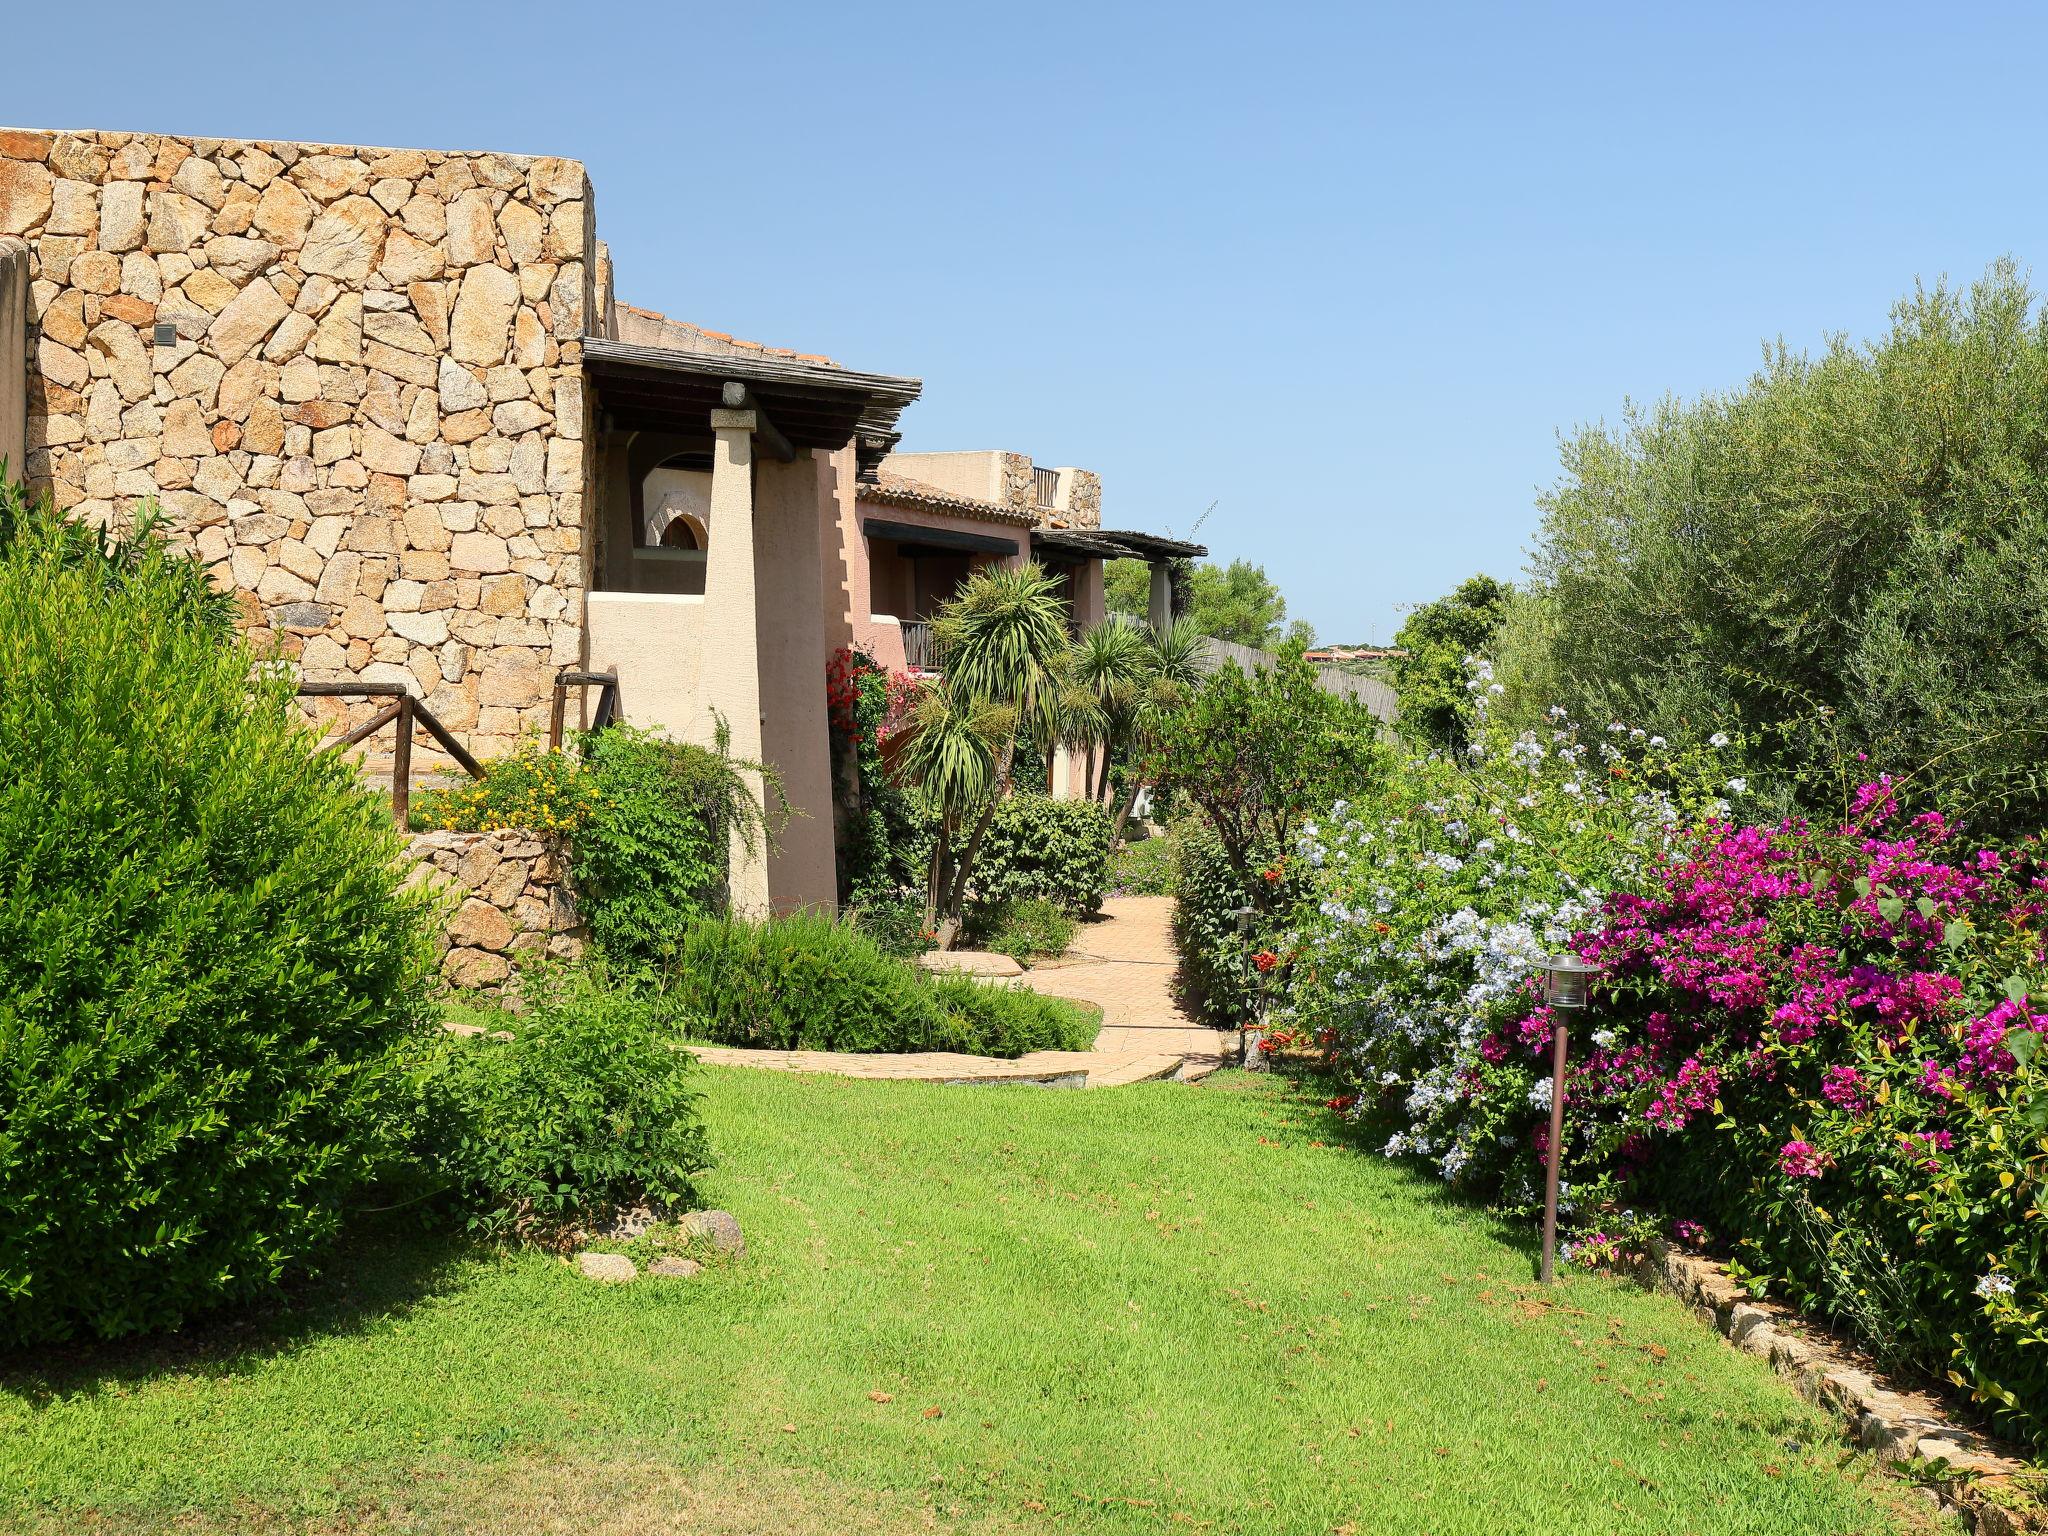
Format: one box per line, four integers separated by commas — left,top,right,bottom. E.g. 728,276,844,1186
923,816,951,937
937,742,1015,948
1109,777,1145,845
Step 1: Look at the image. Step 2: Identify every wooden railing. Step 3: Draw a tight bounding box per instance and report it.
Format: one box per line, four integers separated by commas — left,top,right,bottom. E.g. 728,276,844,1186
548,669,620,750
298,680,484,823
901,620,940,673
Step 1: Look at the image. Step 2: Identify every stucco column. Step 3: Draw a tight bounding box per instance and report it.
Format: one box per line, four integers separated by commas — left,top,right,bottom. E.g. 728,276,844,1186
1148,559,1173,633
699,408,770,919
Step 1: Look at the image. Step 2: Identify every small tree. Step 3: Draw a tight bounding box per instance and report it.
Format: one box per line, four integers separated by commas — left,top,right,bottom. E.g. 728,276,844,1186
1388,573,1513,753
894,563,1085,944
1142,646,1384,911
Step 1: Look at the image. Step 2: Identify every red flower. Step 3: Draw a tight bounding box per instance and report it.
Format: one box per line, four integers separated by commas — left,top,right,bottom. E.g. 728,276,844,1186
1253,949,1278,973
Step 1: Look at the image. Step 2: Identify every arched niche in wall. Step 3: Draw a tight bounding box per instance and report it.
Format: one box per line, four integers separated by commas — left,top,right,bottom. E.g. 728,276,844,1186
624,436,715,594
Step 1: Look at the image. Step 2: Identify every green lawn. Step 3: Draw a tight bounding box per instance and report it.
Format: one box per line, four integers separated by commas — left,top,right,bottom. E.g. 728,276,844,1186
1,1069,1933,1535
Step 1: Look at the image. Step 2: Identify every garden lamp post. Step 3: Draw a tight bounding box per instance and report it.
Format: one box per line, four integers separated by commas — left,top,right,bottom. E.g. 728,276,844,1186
1231,905,1269,1069
1536,954,1599,1284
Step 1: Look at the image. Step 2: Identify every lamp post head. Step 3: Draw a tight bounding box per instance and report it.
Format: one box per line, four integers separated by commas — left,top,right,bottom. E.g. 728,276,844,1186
1539,954,1600,1011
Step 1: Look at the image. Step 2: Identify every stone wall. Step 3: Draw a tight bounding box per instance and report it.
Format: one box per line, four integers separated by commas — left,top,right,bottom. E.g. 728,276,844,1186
0,126,597,760
405,829,583,989
1063,468,1101,529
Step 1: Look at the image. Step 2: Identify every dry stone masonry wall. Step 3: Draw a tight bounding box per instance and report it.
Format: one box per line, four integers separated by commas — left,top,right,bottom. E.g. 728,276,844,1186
405,829,582,991
0,127,596,759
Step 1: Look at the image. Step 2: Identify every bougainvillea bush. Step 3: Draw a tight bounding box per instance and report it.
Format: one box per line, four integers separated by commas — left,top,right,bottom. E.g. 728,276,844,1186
1297,736,2048,1449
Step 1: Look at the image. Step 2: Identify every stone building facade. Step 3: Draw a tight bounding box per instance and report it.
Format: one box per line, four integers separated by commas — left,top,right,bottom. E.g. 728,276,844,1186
0,127,594,758
0,122,1202,917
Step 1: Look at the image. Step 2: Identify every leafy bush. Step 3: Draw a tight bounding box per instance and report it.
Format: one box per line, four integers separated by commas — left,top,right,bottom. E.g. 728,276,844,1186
574,727,757,971
826,645,919,906
1287,699,1735,1176
1109,831,1178,896
666,913,1095,1056
1387,573,1514,753
1144,646,1383,916
1173,824,1275,1028
419,726,762,977
969,795,1112,915
413,736,598,837
966,897,1075,965
1502,263,2048,836
891,792,1113,920
924,973,1101,1056
412,970,710,1234
0,498,438,1346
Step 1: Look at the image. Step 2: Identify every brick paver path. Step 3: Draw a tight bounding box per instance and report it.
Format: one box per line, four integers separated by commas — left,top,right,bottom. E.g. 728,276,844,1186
1020,895,1234,1069
690,895,1236,1089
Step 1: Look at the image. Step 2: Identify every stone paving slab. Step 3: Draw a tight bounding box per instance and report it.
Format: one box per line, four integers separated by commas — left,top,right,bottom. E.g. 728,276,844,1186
691,895,1235,1089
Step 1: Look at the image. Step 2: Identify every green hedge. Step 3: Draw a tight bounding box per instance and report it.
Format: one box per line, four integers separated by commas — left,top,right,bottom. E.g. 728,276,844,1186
894,793,1113,918
665,912,1097,1056
0,497,438,1346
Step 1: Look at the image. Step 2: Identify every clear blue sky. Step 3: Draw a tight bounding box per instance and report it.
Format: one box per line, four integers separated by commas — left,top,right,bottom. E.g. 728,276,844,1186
12,2,2046,641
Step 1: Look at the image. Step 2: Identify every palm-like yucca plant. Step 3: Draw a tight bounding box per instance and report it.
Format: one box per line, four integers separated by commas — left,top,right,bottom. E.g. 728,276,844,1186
905,563,1081,944
1074,620,1150,803
1110,616,1207,840
897,683,1008,931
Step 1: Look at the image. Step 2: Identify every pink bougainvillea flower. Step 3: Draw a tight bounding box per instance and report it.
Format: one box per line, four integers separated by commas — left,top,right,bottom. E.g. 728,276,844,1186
1778,1140,1831,1179
1820,1064,1868,1115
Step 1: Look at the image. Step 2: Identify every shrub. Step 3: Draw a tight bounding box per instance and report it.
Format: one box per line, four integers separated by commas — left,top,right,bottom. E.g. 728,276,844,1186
826,645,919,906
573,727,757,971
0,499,438,1346
1109,831,1178,896
412,970,710,1234
1295,707,2048,1448
1172,824,1273,1028
419,725,762,978
412,736,598,837
666,913,1095,1056
1288,700,1735,1170
924,973,1100,1055
1143,646,1383,915
971,795,1114,915
966,897,1075,965
892,792,1113,920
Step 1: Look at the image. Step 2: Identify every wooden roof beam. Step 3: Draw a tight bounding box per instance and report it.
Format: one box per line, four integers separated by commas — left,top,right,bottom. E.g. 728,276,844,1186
720,381,795,462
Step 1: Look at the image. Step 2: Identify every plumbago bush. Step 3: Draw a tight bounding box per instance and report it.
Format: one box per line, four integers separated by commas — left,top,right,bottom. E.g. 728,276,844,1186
1285,690,1737,1188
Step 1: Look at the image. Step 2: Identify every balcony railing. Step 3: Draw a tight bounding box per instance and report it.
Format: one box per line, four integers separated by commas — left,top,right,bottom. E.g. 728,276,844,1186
1033,466,1061,510
902,619,941,672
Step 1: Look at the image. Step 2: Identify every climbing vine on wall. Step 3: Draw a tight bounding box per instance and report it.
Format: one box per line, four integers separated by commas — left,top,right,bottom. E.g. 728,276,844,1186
826,646,919,906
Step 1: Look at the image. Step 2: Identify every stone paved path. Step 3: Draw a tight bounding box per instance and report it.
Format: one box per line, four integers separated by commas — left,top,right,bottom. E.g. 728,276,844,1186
690,896,1236,1089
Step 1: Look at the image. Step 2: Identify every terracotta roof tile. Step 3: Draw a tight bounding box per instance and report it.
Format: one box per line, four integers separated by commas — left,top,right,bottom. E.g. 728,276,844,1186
613,304,834,366
860,472,1038,527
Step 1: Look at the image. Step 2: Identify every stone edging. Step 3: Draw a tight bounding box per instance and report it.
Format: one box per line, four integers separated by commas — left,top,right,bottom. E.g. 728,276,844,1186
1631,1238,2039,1533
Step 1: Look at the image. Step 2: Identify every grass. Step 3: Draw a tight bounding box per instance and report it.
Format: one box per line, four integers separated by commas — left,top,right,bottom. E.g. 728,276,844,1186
1,1070,1935,1535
